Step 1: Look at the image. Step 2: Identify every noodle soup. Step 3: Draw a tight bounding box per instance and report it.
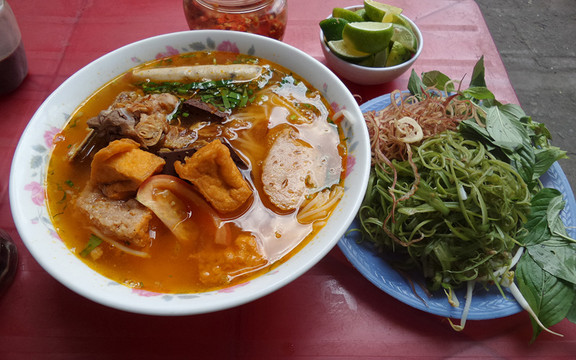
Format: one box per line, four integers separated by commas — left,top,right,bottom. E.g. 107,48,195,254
46,51,347,294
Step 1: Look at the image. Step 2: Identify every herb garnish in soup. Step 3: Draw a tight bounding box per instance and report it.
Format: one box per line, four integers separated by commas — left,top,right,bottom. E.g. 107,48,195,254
46,51,347,293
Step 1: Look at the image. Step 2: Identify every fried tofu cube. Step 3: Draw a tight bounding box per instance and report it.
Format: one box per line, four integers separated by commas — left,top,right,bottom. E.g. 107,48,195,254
174,139,252,213
90,138,165,199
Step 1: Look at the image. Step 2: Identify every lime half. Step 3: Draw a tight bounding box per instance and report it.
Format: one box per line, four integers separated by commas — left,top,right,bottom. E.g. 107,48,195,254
342,21,394,54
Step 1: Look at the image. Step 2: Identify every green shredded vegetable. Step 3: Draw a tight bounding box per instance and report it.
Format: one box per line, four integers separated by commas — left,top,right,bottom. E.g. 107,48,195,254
359,131,531,291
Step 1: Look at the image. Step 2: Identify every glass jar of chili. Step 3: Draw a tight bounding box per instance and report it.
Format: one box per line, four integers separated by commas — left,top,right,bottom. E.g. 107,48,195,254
183,0,287,41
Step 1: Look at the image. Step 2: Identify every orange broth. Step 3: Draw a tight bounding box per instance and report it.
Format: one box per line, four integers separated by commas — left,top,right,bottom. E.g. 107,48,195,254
46,51,347,293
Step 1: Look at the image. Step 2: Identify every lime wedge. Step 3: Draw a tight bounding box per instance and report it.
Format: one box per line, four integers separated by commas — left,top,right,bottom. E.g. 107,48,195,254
327,40,371,62
390,24,417,52
355,8,369,21
364,0,402,22
320,18,349,42
382,12,412,29
342,22,394,54
385,41,412,66
372,48,390,67
332,7,364,23
357,56,375,67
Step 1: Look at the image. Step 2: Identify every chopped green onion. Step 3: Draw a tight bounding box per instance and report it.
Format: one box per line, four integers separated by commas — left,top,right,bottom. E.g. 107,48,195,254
80,234,103,257
138,78,263,113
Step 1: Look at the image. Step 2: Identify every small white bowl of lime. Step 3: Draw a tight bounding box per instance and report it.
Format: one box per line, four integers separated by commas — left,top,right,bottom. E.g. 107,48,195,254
319,1,423,85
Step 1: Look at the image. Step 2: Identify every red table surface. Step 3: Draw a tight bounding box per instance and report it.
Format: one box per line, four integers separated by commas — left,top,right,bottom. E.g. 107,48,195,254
1,0,575,358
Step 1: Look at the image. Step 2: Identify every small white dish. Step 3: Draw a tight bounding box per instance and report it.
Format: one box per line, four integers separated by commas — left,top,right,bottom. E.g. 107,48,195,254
320,6,423,85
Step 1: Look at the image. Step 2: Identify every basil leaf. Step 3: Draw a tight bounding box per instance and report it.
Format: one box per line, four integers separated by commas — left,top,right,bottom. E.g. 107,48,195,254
546,192,567,235
520,186,576,304
461,86,495,101
497,103,527,121
408,69,425,96
527,244,576,285
516,254,575,342
533,147,568,180
469,55,487,88
567,300,576,323
458,118,490,139
507,142,535,188
421,70,454,92
485,105,528,151
526,118,553,147
519,187,576,285
522,188,562,246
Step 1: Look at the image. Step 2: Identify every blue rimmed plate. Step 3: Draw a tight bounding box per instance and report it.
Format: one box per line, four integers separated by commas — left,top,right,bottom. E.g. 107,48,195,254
338,92,576,320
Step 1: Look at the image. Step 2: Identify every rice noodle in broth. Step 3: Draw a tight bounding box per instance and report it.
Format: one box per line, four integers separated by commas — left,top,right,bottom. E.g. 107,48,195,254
45,51,347,293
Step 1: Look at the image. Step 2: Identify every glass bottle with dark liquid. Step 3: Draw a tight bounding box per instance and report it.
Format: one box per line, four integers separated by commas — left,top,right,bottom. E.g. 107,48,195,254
0,0,27,95
0,229,18,296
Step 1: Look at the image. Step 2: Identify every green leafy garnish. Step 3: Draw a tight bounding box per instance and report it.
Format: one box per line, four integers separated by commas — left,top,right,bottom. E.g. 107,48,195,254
139,79,258,113
80,234,103,257
513,188,576,341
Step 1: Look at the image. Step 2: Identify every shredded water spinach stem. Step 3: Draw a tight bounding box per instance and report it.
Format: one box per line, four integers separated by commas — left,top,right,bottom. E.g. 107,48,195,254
359,131,531,291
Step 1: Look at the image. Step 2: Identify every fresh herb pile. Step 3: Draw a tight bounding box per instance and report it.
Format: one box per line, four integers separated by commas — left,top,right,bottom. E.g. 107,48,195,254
359,57,576,341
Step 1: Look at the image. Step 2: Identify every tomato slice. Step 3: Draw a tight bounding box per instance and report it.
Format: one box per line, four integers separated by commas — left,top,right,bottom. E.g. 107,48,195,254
137,175,231,245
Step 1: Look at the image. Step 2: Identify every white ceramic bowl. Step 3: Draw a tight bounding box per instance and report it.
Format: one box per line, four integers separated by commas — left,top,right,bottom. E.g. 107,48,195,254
320,6,423,85
9,30,371,315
